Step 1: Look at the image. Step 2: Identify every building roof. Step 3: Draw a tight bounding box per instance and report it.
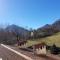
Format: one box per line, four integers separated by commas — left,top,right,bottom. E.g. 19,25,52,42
33,42,46,49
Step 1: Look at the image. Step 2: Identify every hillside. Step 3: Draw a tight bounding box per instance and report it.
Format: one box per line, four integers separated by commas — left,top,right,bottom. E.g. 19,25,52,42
25,32,60,47
43,32,60,47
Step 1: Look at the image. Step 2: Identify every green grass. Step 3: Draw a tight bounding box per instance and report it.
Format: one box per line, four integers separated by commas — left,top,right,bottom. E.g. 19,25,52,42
26,32,60,47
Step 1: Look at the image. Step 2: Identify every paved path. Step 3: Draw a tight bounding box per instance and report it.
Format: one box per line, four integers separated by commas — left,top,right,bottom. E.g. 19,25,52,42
0,44,60,60
0,44,33,60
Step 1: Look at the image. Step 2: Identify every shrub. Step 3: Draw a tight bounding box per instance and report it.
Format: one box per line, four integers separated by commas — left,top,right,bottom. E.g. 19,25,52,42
50,44,59,54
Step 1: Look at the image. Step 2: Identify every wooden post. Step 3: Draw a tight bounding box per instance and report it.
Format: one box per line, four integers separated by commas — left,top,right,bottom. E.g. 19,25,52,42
33,45,35,55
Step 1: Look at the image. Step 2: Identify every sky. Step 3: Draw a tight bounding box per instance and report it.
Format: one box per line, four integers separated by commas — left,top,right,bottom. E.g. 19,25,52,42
0,0,60,29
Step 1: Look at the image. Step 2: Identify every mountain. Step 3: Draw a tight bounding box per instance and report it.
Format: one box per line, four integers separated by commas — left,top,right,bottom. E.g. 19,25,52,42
38,19,60,31
36,19,60,38
41,24,51,29
53,19,60,25
6,24,29,34
38,24,51,31
52,19,60,30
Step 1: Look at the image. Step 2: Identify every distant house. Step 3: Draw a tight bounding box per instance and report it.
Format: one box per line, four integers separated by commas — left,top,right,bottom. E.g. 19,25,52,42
33,43,46,55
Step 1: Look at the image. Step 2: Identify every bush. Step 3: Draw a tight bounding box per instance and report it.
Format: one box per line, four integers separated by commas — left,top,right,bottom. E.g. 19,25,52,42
50,44,59,54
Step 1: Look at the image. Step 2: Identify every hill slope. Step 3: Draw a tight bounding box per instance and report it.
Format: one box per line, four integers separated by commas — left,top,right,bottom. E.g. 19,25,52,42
26,32,60,47
44,32,60,47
